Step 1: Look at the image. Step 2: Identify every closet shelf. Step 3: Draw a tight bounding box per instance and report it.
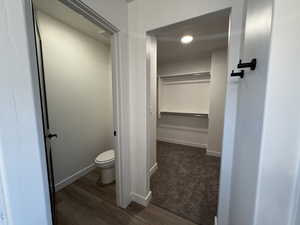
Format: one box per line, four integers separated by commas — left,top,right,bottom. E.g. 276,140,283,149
158,71,210,79
160,111,209,117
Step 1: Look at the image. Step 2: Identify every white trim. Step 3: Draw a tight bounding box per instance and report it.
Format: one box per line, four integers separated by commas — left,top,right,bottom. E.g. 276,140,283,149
288,147,300,225
158,124,208,134
163,79,211,85
59,0,119,33
146,35,158,200
131,191,152,207
215,216,218,225
111,32,131,208
149,163,158,176
206,150,222,157
160,111,209,117
0,173,7,225
158,71,210,78
217,7,244,225
55,164,95,191
157,137,207,149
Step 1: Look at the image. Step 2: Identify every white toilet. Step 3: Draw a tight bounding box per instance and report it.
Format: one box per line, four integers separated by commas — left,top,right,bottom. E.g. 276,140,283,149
94,149,115,184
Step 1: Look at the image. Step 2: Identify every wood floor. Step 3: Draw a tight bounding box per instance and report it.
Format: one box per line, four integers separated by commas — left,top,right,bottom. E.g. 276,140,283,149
55,168,197,225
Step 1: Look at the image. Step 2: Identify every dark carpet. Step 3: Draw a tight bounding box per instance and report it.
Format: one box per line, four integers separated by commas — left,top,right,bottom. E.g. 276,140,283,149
150,141,221,225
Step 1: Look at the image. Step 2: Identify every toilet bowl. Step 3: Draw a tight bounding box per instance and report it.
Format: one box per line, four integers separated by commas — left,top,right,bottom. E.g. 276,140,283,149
94,149,115,184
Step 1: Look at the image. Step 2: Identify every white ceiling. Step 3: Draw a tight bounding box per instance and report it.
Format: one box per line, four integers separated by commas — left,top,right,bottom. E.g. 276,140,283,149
152,9,230,64
33,0,111,45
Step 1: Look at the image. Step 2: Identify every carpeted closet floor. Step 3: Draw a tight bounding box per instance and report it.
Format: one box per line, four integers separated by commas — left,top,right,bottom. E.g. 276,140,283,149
150,141,221,225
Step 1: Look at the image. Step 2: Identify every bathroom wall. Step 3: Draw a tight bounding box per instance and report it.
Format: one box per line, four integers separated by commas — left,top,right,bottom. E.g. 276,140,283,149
37,11,113,189
157,56,211,148
208,49,227,156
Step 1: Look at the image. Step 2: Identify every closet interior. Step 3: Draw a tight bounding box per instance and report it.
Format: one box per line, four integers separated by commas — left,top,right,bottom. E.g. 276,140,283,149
149,9,230,225
155,11,229,156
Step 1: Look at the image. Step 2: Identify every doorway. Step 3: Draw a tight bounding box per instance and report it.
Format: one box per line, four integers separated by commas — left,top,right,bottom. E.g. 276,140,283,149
32,0,124,223
147,9,230,225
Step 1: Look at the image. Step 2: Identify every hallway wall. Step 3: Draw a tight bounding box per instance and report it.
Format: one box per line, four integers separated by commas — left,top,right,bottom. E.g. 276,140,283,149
37,11,113,188
128,0,245,221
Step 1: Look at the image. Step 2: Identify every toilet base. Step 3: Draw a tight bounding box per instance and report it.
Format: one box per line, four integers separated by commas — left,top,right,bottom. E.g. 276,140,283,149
100,166,115,184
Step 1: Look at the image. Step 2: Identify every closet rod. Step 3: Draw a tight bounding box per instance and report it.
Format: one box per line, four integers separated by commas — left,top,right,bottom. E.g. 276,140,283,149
159,71,210,79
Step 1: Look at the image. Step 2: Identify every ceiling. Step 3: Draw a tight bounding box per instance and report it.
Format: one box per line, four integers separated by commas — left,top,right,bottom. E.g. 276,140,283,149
33,0,111,45
152,9,230,64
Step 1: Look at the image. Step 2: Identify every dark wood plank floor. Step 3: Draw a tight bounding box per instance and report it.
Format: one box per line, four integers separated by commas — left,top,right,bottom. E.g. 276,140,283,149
55,168,197,225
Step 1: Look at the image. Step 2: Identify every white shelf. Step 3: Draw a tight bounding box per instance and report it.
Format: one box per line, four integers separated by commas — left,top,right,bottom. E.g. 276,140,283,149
160,111,209,117
158,71,210,79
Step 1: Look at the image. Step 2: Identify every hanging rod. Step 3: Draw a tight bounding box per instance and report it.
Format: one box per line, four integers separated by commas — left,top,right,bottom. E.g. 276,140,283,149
159,71,210,79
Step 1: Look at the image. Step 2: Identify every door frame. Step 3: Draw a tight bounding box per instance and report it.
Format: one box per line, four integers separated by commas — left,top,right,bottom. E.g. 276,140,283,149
31,0,128,211
145,7,245,225
57,0,126,208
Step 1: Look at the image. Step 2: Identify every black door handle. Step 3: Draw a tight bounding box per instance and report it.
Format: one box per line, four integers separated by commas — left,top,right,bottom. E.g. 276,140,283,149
47,133,58,139
231,70,244,78
238,58,257,70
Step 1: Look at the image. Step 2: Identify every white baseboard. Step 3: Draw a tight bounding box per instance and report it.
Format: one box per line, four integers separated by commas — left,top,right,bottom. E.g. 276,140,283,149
157,137,207,149
149,163,158,176
131,191,152,207
55,163,95,191
206,150,221,157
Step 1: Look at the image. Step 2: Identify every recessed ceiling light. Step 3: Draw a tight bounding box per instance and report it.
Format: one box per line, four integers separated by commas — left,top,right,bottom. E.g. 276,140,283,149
181,35,194,44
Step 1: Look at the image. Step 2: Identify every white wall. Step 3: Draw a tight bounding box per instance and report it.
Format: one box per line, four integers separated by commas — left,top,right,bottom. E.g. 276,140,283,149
208,49,227,155
128,0,245,214
37,12,113,187
158,57,211,75
157,57,210,149
157,114,209,149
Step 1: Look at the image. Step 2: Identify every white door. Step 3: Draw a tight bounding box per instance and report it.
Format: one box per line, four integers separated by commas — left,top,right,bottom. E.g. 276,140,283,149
228,0,273,224
33,10,56,222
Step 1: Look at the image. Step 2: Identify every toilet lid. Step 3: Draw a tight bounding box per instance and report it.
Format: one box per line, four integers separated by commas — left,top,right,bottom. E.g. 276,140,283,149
96,150,115,163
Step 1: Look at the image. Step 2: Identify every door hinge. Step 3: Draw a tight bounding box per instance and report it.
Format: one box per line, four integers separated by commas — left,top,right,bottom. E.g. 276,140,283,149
114,130,117,136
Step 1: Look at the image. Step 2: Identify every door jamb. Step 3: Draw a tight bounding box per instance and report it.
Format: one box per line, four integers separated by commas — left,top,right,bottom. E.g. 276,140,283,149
58,0,125,208
145,7,244,225
31,0,127,209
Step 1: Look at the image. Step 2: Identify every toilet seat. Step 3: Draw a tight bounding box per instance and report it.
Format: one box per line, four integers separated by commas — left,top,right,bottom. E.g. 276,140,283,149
95,150,115,164
94,149,115,184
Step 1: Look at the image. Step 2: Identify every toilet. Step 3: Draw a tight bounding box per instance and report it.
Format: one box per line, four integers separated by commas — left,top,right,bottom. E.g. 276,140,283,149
94,149,115,184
